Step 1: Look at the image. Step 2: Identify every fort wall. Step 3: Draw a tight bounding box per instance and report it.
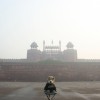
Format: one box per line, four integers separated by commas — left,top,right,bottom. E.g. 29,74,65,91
0,61,100,81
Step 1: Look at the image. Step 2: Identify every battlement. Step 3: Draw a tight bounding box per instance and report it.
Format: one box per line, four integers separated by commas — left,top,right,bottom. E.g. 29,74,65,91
77,59,100,62
0,59,27,63
43,40,61,52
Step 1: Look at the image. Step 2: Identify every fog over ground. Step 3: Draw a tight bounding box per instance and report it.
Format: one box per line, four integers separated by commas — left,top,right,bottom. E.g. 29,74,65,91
0,0,100,59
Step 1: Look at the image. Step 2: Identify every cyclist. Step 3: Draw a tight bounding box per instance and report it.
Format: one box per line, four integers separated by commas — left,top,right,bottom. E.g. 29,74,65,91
44,76,57,94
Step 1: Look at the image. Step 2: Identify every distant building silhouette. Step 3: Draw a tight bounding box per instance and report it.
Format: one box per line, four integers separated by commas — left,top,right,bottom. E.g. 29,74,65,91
27,41,77,62
1,41,100,62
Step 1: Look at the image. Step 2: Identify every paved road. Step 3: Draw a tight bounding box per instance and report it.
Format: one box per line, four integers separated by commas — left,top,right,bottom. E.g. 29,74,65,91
0,82,100,100
0,85,37,100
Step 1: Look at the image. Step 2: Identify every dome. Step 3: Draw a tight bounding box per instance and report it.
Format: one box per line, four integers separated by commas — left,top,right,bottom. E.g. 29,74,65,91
30,42,38,48
66,42,74,48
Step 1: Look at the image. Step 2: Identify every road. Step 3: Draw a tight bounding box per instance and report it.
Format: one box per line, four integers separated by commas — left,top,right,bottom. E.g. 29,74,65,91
0,82,100,100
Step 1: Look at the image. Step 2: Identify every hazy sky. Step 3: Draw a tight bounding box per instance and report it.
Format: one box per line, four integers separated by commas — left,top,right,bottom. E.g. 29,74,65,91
0,0,100,59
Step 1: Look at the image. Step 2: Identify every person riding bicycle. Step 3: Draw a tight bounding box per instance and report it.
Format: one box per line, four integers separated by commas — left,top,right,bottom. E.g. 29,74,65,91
44,76,57,94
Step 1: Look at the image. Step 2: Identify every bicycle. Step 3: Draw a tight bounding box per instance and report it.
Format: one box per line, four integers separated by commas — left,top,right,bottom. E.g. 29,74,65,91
44,90,57,100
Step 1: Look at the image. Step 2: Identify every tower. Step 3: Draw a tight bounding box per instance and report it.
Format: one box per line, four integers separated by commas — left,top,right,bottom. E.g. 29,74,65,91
27,42,41,62
63,42,77,62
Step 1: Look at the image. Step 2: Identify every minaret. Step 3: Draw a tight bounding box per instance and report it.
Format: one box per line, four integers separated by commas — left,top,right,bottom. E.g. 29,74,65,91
59,40,61,51
43,40,45,51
